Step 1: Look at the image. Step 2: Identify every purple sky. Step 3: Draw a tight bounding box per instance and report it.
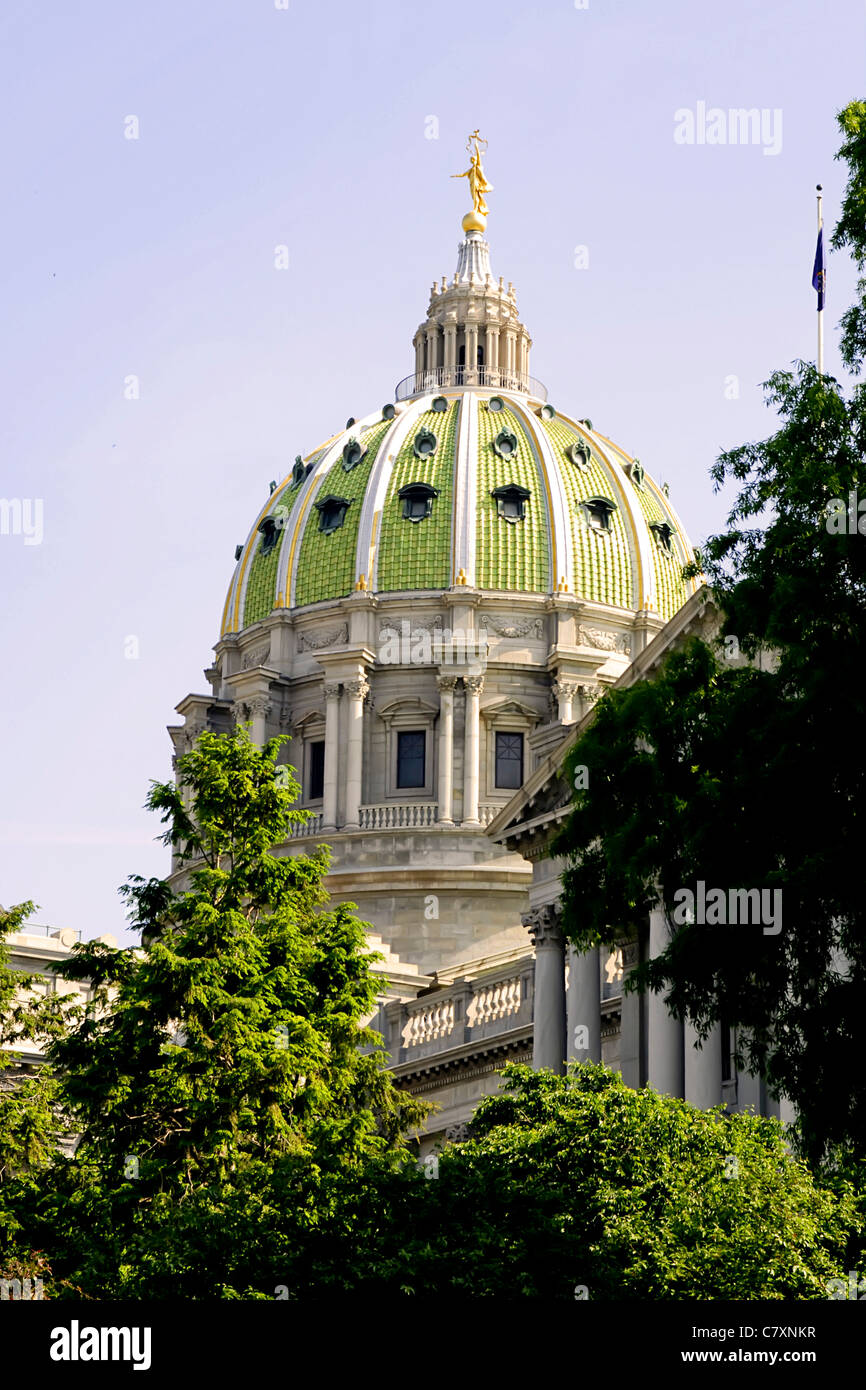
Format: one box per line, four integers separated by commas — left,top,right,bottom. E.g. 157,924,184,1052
1,0,863,943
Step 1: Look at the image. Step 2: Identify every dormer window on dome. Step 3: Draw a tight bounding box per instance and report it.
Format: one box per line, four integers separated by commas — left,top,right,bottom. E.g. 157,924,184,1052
413,427,437,459
399,481,440,523
492,483,531,523
650,520,674,553
584,497,617,533
629,459,645,487
314,495,352,534
257,514,283,556
342,437,367,472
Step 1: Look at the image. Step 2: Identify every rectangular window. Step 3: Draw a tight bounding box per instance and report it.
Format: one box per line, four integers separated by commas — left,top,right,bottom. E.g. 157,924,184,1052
396,730,426,789
308,740,325,801
495,731,524,789
720,1019,733,1083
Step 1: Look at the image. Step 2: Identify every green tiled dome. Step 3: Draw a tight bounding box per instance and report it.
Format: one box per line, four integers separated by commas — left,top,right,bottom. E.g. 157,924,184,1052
221,389,698,636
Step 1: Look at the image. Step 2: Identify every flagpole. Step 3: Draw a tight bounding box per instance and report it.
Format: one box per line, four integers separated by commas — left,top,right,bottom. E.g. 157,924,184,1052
817,183,824,375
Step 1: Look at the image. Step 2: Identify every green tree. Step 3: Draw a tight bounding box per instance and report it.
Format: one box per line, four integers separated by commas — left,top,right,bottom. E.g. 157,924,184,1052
553,99,866,1166
393,1065,857,1300
12,727,425,1298
0,900,73,1289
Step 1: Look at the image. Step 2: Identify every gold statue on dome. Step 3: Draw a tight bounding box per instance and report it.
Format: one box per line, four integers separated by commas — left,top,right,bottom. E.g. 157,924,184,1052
452,130,492,233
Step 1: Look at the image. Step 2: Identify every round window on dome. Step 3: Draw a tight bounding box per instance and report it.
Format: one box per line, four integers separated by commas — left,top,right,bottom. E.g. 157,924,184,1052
413,427,438,460
493,429,518,460
488,396,505,413
431,396,448,412
342,438,367,472
382,403,396,420
538,403,556,420
568,441,591,470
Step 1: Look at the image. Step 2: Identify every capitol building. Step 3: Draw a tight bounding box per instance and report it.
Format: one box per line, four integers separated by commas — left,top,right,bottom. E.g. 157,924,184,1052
149,137,791,1149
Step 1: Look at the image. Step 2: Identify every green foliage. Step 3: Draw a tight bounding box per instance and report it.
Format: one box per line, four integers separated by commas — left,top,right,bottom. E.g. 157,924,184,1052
3,727,425,1298
554,101,866,1166
0,901,73,1287
370,1066,857,1300
832,99,866,371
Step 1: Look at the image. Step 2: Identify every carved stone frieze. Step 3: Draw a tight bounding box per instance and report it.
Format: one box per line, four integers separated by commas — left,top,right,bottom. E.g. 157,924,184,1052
577,625,631,655
297,623,348,653
378,616,443,641
241,643,270,669
481,614,544,640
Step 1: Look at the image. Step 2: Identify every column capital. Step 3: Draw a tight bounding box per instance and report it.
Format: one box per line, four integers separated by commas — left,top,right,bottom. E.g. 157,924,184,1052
522,903,563,948
323,682,342,702
345,676,370,701
437,674,459,693
464,674,484,697
246,696,272,719
552,678,580,700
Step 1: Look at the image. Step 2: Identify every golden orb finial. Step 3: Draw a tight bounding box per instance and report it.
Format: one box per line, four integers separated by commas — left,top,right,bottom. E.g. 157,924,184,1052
452,130,492,235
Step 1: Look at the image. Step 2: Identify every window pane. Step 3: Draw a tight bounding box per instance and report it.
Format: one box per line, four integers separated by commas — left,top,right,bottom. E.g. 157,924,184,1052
495,732,523,789
397,730,426,789
309,741,325,800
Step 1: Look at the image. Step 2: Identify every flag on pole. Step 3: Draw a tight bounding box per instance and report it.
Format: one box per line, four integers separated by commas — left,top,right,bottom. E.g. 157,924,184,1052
812,226,826,311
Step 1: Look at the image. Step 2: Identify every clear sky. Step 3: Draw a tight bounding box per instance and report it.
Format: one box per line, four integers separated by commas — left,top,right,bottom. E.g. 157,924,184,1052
1,0,863,944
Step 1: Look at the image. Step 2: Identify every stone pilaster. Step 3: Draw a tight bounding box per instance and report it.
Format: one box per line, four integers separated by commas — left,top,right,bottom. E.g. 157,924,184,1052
436,675,457,825
343,675,369,830
322,682,341,830
462,674,483,827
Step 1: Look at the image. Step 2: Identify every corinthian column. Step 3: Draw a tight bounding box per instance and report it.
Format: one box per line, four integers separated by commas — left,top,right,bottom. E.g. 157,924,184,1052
465,323,478,384
436,675,457,825
462,674,483,827
552,678,579,726
485,324,499,385
321,683,341,830
646,906,684,1097
247,696,272,747
525,906,567,1073
343,675,369,830
444,323,457,384
566,944,601,1063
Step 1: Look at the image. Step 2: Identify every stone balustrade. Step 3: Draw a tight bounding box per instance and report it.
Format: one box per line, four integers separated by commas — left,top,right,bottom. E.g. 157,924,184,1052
383,959,534,1063
285,811,325,839
358,802,438,829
